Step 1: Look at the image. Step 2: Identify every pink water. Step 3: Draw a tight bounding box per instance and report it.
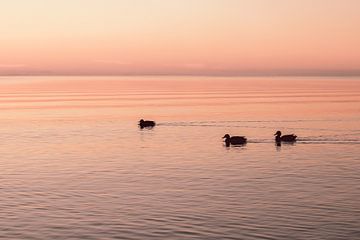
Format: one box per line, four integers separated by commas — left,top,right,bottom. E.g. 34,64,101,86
0,76,359,239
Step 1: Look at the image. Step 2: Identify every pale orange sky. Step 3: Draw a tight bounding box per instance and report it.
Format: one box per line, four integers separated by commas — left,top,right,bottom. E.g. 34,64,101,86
1,0,360,76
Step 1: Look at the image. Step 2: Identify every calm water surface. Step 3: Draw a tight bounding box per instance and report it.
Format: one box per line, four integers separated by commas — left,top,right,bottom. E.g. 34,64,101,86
0,76,359,239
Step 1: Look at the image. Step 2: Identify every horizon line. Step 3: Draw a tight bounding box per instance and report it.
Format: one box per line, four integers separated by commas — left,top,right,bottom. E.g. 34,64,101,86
1,73,360,78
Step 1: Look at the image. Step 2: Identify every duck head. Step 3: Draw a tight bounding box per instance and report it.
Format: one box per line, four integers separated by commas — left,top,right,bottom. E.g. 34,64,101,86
274,131,282,137
139,119,144,124
223,134,230,140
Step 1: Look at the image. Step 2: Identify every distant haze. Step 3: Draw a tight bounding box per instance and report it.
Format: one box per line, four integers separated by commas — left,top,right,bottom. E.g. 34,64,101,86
1,0,360,76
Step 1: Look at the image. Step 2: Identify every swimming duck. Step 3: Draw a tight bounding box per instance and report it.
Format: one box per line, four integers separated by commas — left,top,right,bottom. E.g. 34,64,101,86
274,131,297,142
139,119,156,129
223,134,247,146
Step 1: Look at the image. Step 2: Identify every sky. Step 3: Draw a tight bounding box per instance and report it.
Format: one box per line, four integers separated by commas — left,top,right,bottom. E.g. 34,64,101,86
1,0,360,76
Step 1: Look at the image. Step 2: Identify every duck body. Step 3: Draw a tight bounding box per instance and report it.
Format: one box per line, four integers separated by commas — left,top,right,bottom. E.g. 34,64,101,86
274,131,297,142
139,119,156,129
223,134,247,146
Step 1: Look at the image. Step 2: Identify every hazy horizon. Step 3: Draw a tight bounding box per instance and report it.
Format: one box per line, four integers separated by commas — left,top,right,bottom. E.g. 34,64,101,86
1,0,360,76
1,70,360,77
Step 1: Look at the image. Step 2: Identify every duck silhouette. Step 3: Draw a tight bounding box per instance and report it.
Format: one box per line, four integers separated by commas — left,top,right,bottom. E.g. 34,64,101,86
223,134,247,146
274,131,297,142
139,119,156,129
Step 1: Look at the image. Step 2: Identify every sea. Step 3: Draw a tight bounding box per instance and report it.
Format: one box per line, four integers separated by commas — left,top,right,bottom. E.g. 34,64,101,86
0,76,359,239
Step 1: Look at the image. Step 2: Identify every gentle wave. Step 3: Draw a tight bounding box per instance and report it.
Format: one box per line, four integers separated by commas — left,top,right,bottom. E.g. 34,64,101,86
1,76,360,240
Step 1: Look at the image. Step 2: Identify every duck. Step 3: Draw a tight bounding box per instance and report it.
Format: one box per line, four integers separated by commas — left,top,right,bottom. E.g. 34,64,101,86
274,131,297,142
223,134,247,146
139,119,156,129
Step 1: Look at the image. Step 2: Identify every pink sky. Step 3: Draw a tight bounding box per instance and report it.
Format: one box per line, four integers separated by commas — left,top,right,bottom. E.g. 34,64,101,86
1,0,360,76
